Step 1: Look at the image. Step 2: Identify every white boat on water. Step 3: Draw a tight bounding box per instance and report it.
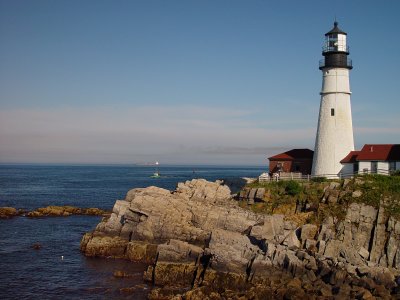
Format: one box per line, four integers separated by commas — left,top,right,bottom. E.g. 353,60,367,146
151,161,160,178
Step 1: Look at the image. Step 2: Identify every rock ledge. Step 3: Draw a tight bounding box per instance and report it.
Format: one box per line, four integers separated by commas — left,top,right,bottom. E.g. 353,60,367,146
81,179,400,298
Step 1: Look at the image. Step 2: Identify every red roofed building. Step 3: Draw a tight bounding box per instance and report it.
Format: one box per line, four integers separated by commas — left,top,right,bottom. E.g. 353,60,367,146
268,149,314,175
340,144,400,175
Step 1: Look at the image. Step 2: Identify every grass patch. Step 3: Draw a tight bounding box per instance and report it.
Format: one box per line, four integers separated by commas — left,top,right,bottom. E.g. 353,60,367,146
241,175,400,221
311,177,327,183
351,174,400,218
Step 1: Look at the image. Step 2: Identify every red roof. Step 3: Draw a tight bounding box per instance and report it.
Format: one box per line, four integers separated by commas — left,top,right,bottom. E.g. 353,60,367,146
340,151,360,163
341,144,400,163
268,149,314,161
357,144,400,161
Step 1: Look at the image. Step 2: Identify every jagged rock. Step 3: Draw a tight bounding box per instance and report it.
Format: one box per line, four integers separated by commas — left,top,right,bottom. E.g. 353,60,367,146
238,188,250,200
84,180,268,254
327,193,338,204
300,224,318,247
207,228,262,273
272,245,287,267
26,206,109,218
283,277,307,299
387,217,400,269
317,240,326,254
357,266,370,276
284,252,304,276
355,287,374,300
255,188,265,201
317,216,335,241
284,220,298,230
80,178,400,298
113,270,133,278
318,282,333,297
239,187,267,203
371,267,397,289
336,203,377,256
119,287,136,295
329,269,347,285
329,182,341,190
0,207,19,218
373,284,392,299
370,206,390,265
157,239,203,263
343,178,351,188
31,243,42,250
352,190,362,198
80,233,128,258
360,205,378,221
176,179,231,204
248,188,257,202
359,247,370,260
305,256,318,271
250,214,284,242
147,261,198,286
324,239,342,258
126,240,158,263
340,247,365,266
283,231,301,249
388,217,400,234
305,239,317,252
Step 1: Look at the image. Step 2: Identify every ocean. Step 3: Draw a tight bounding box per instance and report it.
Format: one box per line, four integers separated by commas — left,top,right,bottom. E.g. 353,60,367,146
0,164,265,299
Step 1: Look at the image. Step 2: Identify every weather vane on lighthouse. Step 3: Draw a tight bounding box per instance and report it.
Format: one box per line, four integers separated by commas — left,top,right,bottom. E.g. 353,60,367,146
311,21,355,178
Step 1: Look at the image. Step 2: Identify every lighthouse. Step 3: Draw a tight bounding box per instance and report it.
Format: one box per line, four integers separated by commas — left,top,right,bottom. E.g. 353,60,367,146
311,22,354,177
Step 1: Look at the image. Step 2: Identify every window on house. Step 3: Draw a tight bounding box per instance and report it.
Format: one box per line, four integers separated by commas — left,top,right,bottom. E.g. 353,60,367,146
331,108,335,116
389,161,396,172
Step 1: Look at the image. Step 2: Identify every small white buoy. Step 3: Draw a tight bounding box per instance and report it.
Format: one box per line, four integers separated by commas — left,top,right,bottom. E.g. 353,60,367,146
61,255,64,260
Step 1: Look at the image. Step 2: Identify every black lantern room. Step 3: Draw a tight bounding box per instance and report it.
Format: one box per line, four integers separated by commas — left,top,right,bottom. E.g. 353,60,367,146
319,22,352,70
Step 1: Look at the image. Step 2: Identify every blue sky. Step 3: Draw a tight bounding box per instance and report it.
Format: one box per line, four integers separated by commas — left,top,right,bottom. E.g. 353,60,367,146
0,0,399,165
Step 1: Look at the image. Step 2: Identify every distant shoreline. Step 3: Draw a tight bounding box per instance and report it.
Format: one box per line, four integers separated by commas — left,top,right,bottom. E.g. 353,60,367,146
0,163,267,168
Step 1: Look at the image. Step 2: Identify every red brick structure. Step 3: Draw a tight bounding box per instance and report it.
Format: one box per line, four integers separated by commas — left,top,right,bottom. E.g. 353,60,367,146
268,149,314,175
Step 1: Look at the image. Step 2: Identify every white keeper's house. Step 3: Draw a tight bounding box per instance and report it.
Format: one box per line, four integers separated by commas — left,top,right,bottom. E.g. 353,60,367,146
340,144,400,175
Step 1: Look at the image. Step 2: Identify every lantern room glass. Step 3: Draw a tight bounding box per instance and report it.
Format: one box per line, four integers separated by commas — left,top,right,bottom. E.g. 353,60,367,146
324,33,347,52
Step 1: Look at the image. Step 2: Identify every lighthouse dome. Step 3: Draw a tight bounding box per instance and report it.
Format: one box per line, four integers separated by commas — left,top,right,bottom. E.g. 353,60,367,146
325,21,347,36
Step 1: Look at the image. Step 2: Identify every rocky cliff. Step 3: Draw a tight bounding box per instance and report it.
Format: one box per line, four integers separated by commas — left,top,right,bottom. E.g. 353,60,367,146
81,178,400,299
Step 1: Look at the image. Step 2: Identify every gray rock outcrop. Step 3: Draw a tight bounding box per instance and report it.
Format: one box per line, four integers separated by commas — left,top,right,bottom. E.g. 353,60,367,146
81,178,400,298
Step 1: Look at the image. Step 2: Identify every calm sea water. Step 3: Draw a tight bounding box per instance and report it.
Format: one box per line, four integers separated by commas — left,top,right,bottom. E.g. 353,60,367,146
0,164,265,299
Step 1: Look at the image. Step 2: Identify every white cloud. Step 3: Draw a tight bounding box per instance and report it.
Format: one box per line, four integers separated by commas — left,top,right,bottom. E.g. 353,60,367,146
0,105,316,164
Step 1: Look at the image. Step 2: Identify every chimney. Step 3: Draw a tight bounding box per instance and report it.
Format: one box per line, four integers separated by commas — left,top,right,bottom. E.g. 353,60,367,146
370,146,373,152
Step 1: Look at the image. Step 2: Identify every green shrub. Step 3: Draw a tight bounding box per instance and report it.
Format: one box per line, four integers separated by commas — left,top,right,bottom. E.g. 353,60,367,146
311,177,327,183
391,170,400,176
282,180,302,196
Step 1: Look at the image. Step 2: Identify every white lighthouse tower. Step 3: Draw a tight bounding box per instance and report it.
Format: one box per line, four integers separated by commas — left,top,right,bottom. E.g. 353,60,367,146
312,22,354,177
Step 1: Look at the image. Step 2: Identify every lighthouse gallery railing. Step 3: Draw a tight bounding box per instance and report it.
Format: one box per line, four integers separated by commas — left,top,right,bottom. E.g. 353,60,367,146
319,58,352,69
